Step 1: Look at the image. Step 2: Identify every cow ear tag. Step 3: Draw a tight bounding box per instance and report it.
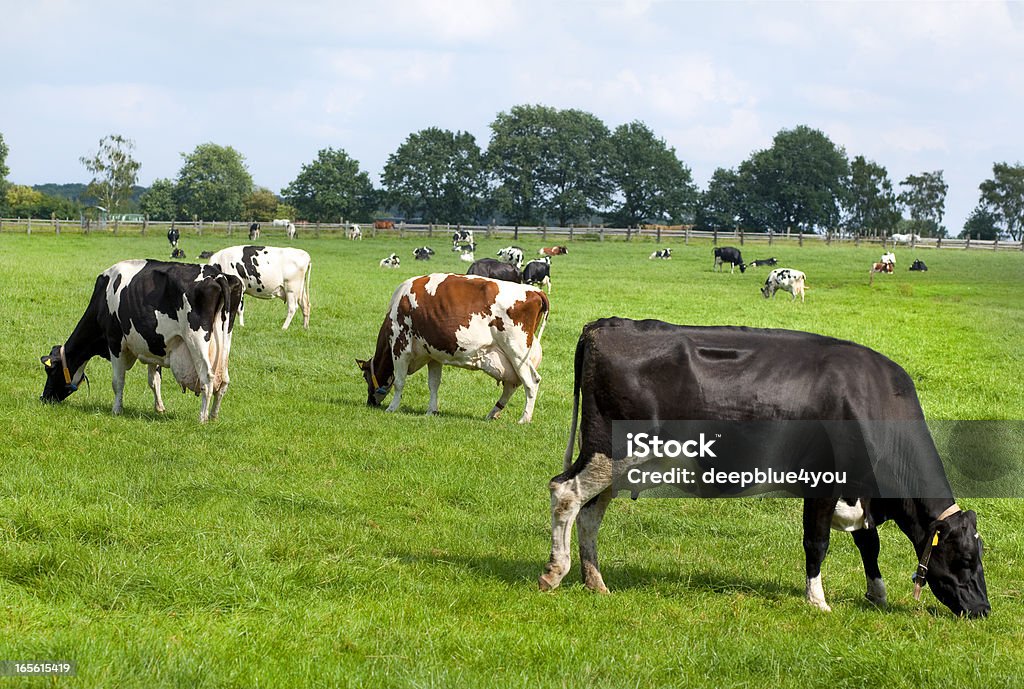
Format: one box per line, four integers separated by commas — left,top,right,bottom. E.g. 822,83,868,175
43,357,52,367
932,533,940,547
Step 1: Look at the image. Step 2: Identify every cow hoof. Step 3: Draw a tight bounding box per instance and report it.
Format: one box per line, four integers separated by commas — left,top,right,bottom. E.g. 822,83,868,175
584,581,609,594
810,601,832,612
538,572,561,592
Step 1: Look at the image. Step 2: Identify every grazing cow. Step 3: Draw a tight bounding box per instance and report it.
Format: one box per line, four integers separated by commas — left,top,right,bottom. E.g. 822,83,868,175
413,246,435,261
39,260,243,423
869,262,894,285
539,318,990,618
522,257,552,293
459,251,475,263
649,248,672,260
467,258,522,283
380,253,401,268
761,268,807,302
249,222,261,241
910,259,928,272
170,248,186,259
357,273,549,423
452,229,475,251
881,252,896,266
207,245,313,330
272,219,291,227
539,246,569,256
497,246,525,271
167,227,180,248
349,224,362,240
286,223,296,240
748,257,778,268
713,246,746,273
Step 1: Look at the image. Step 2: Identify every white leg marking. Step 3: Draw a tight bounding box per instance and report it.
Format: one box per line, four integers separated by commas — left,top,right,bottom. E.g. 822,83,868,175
281,291,299,329
806,574,831,612
426,360,442,415
148,364,165,413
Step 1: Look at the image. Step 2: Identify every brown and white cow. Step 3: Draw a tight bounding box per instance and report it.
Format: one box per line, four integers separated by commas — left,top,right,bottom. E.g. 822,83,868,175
539,246,568,256
869,261,894,285
357,273,549,423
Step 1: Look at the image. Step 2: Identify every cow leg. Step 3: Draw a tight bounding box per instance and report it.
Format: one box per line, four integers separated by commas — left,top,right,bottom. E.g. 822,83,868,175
578,487,613,593
281,291,299,330
803,499,835,612
385,358,410,413
147,364,165,413
487,380,518,420
110,355,130,415
515,361,541,424
540,453,614,592
852,528,887,606
300,281,311,329
238,298,246,327
426,360,442,415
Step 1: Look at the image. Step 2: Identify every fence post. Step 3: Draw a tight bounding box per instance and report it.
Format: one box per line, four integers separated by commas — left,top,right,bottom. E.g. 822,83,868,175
657,226,662,244
53,214,59,235
768,229,773,246
27,217,31,235
569,225,574,241
994,235,999,251
685,226,690,245
142,215,148,236
713,229,718,246
514,225,519,241
936,235,941,249
600,226,605,242
965,235,970,250
739,229,744,246
542,225,547,241
799,230,804,247
625,226,631,242
114,217,119,236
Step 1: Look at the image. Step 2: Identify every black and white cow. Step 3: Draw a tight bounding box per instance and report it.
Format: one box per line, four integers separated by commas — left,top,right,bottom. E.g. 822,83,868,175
167,227,180,248
40,260,243,423
452,229,475,252
539,318,990,618
380,253,401,268
649,248,672,259
497,246,525,271
748,257,778,268
761,268,807,302
413,246,435,261
713,246,745,273
910,259,928,272
522,257,552,293
170,248,186,259
467,258,522,283
207,245,313,330
249,222,261,241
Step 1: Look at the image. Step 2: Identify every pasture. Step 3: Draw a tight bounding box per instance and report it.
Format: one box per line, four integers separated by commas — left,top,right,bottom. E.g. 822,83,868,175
2,233,1023,688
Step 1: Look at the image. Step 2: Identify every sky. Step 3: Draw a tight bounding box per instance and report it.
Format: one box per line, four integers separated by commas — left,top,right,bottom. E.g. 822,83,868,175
3,0,1023,231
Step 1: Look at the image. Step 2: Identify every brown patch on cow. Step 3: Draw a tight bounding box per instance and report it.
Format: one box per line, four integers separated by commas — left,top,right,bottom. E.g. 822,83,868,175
507,291,549,347
489,317,505,331
393,295,414,358
407,275,500,354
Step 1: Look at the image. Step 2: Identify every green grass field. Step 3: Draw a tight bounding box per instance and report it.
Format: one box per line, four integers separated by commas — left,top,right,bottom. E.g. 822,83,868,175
1,233,1022,688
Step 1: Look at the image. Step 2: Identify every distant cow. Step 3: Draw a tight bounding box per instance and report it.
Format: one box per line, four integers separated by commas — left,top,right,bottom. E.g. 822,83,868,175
286,223,296,240
452,229,475,251
249,222,261,241
761,268,807,302
198,250,215,259
714,246,745,273
869,261,894,285
539,246,568,256
349,224,362,240
459,251,475,263
467,258,521,283
881,252,896,266
170,248,186,259
357,273,549,423
380,253,401,268
891,233,920,246
748,257,778,268
523,257,552,293
497,246,525,271
538,318,990,618
649,248,672,260
910,259,928,272
207,245,313,330
167,227,180,248
374,220,395,230
413,246,435,261
40,260,242,423
272,219,291,227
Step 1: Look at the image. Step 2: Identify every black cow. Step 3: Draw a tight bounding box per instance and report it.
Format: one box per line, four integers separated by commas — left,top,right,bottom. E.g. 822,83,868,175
714,246,745,273
522,257,551,293
539,318,989,618
910,259,928,272
414,246,435,261
467,258,522,283
170,248,186,259
167,227,180,248
749,257,778,268
249,222,261,241
40,260,243,423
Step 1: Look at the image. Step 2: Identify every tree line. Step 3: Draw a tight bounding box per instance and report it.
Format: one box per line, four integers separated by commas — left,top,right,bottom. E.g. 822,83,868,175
1,106,1022,240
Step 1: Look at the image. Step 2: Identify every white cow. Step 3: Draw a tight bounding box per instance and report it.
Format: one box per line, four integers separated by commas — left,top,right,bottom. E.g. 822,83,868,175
497,246,525,271
881,252,896,266
380,253,401,268
207,245,312,329
890,233,920,246
272,219,291,227
761,268,807,302
349,224,362,240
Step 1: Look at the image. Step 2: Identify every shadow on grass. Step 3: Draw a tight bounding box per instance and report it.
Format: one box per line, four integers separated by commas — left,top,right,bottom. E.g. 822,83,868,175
326,396,509,422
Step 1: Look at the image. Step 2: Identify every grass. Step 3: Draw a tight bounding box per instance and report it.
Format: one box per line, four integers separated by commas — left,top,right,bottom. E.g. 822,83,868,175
1,233,1023,688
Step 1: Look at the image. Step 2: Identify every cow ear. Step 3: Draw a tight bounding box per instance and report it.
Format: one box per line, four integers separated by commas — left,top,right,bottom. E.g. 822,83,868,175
355,359,368,370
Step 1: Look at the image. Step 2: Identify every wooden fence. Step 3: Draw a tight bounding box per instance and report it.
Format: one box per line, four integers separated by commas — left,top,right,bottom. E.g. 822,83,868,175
2,217,1022,252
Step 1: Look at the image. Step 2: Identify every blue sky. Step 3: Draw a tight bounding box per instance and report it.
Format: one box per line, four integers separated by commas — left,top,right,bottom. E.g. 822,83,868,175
4,0,1023,231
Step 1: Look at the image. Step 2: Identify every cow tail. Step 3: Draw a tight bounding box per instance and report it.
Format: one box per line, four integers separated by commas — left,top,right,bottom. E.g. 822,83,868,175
212,275,234,389
563,330,585,472
302,260,312,318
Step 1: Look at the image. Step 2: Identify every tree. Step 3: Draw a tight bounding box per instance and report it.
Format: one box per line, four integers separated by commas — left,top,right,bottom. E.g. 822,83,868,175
243,187,281,222
0,132,9,211
4,185,79,218
536,108,611,226
697,168,746,230
382,127,488,224
281,148,376,222
139,178,178,220
843,156,900,237
605,121,697,227
960,205,1000,240
978,162,1024,241
899,170,948,238
174,143,253,220
79,134,141,215
486,105,552,226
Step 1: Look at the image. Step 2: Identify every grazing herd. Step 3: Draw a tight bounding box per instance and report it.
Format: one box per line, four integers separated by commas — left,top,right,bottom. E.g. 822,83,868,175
39,231,984,619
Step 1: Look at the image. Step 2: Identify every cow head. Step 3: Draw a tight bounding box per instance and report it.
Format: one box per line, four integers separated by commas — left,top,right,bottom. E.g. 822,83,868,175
922,510,990,618
356,359,392,407
39,345,81,403
760,280,773,298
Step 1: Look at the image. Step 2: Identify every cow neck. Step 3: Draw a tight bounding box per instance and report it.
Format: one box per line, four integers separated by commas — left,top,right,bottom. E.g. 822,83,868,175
61,306,108,379
911,502,962,600
370,323,395,391
890,498,960,557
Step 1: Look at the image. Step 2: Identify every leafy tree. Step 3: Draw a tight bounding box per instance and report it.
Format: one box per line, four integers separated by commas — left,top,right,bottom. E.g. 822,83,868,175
275,202,298,221
4,185,79,218
978,162,1024,241
960,205,1000,240
139,178,178,220
79,134,142,215
382,127,488,224
486,105,551,226
174,143,253,220
282,148,376,222
604,121,697,227
0,132,9,211
843,156,900,237
537,108,611,226
696,168,744,230
899,170,948,238
243,187,281,222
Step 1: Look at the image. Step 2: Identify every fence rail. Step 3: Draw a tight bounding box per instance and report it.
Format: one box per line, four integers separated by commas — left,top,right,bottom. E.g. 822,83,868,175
2,217,1022,252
